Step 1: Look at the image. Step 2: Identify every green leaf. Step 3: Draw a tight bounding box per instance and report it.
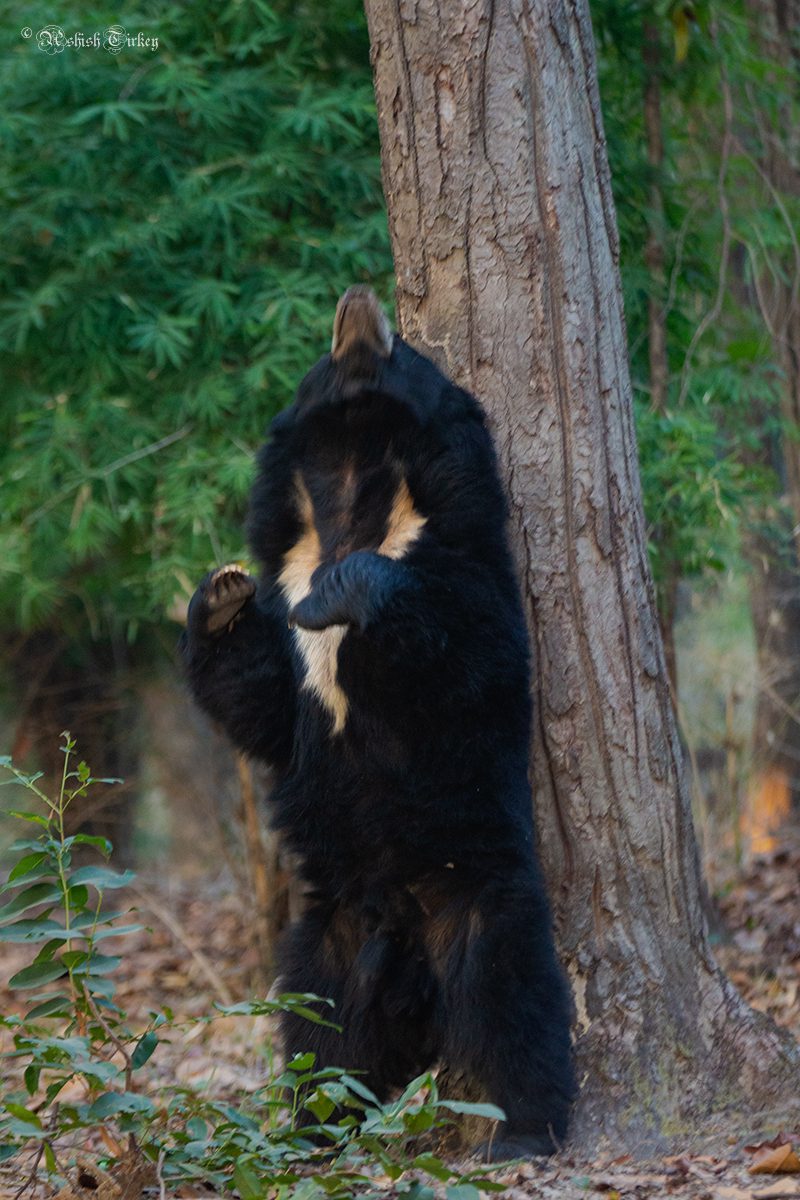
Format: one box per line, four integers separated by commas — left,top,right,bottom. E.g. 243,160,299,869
8,959,67,989
287,1052,316,1071
6,811,49,827
233,1161,264,1200
23,1065,40,1096
0,882,60,922
403,1108,436,1133
78,954,121,976
33,938,64,963
131,1031,158,1069
185,1117,207,1141
3,1104,41,1129
436,1101,505,1121
61,950,89,969
25,994,71,1020
446,1187,482,1200
393,1073,434,1109
7,839,46,853
91,924,142,940
6,852,47,884
338,1074,382,1106
412,1154,453,1181
87,1091,155,1119
66,884,89,910
72,909,123,929
402,1185,435,1200
83,975,115,998
0,919,69,944
305,1091,336,1123
68,834,112,856
67,866,135,890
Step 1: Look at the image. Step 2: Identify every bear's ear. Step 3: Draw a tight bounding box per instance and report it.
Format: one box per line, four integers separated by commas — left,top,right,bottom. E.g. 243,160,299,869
331,286,393,397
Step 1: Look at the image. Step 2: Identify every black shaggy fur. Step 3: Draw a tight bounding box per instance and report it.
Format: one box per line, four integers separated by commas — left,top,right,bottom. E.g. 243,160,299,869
181,334,575,1159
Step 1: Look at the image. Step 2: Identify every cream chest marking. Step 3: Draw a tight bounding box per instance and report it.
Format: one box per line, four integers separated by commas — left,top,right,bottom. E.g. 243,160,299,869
278,472,427,734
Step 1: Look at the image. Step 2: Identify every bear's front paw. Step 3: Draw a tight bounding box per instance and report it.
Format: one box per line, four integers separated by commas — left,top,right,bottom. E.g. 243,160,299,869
189,565,257,636
289,551,398,632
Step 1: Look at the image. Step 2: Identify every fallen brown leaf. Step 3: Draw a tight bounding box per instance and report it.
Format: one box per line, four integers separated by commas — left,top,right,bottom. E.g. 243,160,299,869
749,1146,800,1175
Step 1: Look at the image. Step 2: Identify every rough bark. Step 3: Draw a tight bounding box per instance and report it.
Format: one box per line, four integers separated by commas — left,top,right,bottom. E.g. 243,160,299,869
363,0,800,1152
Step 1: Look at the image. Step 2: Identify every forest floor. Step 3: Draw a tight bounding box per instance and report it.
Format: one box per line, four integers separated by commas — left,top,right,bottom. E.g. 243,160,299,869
1,834,800,1200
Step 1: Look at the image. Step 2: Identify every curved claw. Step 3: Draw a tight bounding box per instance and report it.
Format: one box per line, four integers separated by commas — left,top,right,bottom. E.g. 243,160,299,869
189,564,257,636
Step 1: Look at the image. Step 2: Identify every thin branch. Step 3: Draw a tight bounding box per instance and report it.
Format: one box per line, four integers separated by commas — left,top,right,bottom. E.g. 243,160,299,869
84,988,134,1095
732,130,800,337
678,38,734,407
746,241,781,340
11,1145,44,1200
629,199,700,365
22,425,192,530
156,1146,167,1200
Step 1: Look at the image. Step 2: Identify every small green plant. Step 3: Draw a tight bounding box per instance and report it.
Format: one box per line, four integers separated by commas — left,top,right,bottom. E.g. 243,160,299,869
0,736,507,1197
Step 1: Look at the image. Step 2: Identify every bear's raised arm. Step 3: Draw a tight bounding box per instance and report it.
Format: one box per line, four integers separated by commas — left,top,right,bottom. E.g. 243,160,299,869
180,569,297,768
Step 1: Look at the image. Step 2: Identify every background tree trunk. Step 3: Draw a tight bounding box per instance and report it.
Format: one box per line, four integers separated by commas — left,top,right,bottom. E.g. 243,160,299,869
740,0,800,542
364,0,799,1151
737,412,800,847
746,512,800,842
739,0,800,824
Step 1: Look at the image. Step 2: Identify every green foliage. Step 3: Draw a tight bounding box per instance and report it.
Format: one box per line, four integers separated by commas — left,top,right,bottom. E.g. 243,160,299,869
0,0,392,643
591,0,799,593
0,737,508,1194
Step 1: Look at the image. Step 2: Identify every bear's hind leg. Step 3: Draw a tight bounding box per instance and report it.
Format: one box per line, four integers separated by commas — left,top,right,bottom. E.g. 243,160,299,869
279,902,437,1117
432,871,575,1161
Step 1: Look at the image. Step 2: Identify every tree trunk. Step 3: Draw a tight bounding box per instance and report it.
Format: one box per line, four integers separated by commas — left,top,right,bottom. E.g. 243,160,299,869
364,0,799,1151
745,508,800,843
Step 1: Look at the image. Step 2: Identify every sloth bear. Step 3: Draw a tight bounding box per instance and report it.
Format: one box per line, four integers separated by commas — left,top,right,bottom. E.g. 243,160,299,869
181,288,575,1159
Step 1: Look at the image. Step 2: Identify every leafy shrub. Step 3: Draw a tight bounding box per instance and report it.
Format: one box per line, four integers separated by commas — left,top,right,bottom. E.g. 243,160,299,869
0,736,507,1196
